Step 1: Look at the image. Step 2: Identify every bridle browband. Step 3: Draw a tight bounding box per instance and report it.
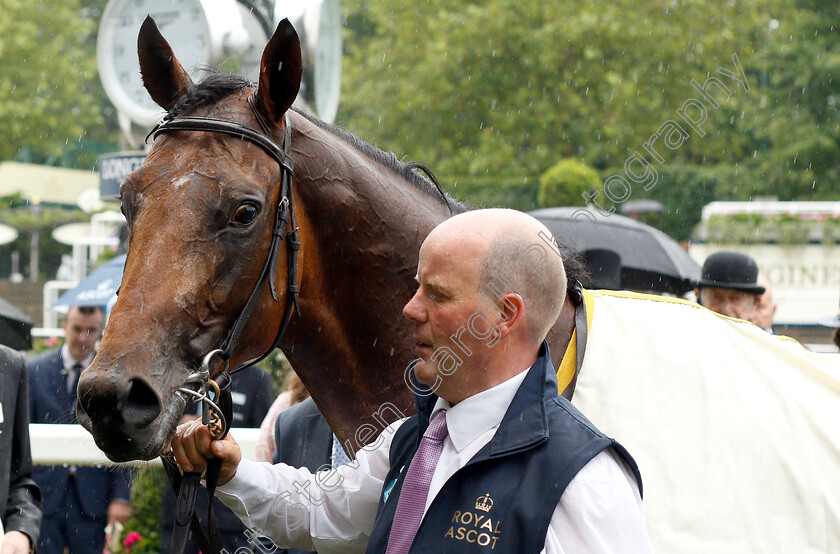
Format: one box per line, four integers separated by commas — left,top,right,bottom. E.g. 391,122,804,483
146,100,300,554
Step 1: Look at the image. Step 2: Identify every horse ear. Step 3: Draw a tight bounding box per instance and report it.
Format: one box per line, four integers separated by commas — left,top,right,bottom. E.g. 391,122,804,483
138,16,194,111
253,19,303,123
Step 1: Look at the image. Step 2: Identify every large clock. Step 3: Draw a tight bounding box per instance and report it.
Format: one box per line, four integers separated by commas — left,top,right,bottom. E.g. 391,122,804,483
274,0,342,123
98,0,268,135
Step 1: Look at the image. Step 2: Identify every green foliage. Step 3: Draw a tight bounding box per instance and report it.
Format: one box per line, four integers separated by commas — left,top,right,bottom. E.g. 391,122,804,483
537,159,600,208
440,175,538,211
122,466,166,553
255,350,295,393
0,0,118,169
338,0,840,224
603,163,721,241
694,214,840,244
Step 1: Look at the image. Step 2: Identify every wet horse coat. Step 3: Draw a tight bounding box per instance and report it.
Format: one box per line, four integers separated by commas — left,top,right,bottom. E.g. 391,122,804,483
73,17,840,553
76,18,570,462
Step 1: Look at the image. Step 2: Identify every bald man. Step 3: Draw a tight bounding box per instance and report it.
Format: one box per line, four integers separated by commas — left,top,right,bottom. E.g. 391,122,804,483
170,209,651,553
750,274,777,333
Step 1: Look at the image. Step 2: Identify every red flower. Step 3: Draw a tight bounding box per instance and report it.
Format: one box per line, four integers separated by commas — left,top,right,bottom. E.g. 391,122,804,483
124,531,142,551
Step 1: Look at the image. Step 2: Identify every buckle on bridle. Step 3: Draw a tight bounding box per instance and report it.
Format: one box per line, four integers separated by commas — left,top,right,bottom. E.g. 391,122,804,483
177,350,227,439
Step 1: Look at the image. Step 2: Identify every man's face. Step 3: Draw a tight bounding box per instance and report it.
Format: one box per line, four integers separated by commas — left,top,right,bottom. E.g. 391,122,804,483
63,307,104,362
402,232,486,392
751,289,776,329
700,287,759,320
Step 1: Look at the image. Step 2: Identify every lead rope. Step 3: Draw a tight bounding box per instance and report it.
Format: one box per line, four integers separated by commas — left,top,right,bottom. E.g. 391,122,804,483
162,353,233,554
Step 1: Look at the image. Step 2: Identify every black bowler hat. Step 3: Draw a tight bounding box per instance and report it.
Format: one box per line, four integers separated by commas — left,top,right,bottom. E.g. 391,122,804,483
697,251,766,295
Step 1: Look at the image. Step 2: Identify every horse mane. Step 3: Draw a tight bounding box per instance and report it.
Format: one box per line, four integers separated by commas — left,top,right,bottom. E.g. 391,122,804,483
168,71,467,214
290,107,467,213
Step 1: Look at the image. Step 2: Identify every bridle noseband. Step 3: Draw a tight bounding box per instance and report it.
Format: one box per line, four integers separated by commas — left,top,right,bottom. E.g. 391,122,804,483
146,102,300,554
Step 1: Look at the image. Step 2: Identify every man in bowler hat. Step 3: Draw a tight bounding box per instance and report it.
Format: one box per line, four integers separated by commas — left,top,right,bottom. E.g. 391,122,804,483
695,251,766,320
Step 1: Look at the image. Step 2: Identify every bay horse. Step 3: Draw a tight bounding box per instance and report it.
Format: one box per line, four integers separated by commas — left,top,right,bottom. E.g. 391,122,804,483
75,17,840,553
76,17,578,463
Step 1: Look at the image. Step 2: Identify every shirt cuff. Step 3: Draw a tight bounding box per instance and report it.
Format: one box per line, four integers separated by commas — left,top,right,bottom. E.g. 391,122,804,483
215,458,268,525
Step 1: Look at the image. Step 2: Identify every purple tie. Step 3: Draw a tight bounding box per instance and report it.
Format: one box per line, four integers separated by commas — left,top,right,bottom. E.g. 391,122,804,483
386,410,448,554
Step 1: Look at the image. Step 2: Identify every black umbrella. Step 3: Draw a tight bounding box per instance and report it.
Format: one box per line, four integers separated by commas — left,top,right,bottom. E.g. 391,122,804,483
0,294,33,350
529,206,701,295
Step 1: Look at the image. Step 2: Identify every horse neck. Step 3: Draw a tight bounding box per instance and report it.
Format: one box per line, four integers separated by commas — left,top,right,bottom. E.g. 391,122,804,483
278,111,451,450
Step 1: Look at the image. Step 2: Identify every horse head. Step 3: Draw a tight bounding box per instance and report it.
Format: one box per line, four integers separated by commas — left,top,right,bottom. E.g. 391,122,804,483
76,17,304,461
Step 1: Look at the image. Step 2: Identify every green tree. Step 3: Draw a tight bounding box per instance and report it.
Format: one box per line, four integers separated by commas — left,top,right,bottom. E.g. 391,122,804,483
337,0,839,231
0,0,117,169
537,159,601,208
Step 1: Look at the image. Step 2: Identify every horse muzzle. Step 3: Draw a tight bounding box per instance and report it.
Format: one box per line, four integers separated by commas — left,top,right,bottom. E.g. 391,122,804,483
76,366,184,462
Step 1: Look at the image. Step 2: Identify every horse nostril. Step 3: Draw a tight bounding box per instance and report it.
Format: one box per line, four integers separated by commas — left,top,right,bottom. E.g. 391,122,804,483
123,378,161,428
78,381,119,425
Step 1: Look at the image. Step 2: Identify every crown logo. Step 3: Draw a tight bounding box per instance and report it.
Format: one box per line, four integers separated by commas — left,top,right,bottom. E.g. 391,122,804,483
475,493,493,512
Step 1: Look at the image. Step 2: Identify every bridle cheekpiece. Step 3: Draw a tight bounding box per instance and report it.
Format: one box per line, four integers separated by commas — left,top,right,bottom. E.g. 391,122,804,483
147,102,301,554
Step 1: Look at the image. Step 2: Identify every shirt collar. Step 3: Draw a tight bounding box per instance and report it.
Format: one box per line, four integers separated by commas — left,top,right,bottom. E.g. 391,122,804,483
431,369,530,453
61,343,95,371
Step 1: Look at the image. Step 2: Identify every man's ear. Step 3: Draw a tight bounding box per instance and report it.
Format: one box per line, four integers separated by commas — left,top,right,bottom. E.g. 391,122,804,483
496,293,526,338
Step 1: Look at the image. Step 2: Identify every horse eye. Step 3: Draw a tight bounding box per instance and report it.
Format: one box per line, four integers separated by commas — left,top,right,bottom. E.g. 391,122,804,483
232,204,258,226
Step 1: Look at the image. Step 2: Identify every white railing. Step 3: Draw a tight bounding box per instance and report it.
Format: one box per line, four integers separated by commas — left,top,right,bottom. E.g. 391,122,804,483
29,424,261,466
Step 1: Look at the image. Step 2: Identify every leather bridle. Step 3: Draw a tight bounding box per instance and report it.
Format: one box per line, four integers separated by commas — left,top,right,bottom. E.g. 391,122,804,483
145,101,300,554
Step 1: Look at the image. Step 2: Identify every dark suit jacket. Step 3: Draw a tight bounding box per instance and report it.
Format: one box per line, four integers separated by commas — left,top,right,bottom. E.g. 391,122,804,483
269,397,333,554
27,347,132,518
272,397,333,469
0,346,41,545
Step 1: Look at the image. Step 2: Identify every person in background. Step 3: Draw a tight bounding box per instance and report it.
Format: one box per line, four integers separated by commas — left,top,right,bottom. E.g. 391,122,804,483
0,346,41,554
160,364,275,553
817,287,840,352
27,306,132,554
750,273,777,333
695,251,765,320
255,370,310,463
170,208,652,553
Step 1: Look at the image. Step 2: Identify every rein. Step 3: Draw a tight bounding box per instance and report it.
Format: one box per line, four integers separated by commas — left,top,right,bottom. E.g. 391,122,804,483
147,103,300,554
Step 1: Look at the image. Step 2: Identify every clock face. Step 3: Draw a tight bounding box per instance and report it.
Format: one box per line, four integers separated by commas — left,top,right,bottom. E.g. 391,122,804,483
313,0,342,123
273,0,342,123
98,0,211,126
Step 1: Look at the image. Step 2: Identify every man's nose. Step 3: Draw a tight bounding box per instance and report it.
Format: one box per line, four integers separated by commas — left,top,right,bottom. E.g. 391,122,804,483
403,293,424,321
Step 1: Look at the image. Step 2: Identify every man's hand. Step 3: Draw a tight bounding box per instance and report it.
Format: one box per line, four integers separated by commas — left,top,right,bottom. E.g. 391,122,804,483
107,500,133,525
1,530,33,554
170,418,242,485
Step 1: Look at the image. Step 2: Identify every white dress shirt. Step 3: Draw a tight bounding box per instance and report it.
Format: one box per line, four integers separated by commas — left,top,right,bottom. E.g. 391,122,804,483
217,370,652,553
60,343,94,393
